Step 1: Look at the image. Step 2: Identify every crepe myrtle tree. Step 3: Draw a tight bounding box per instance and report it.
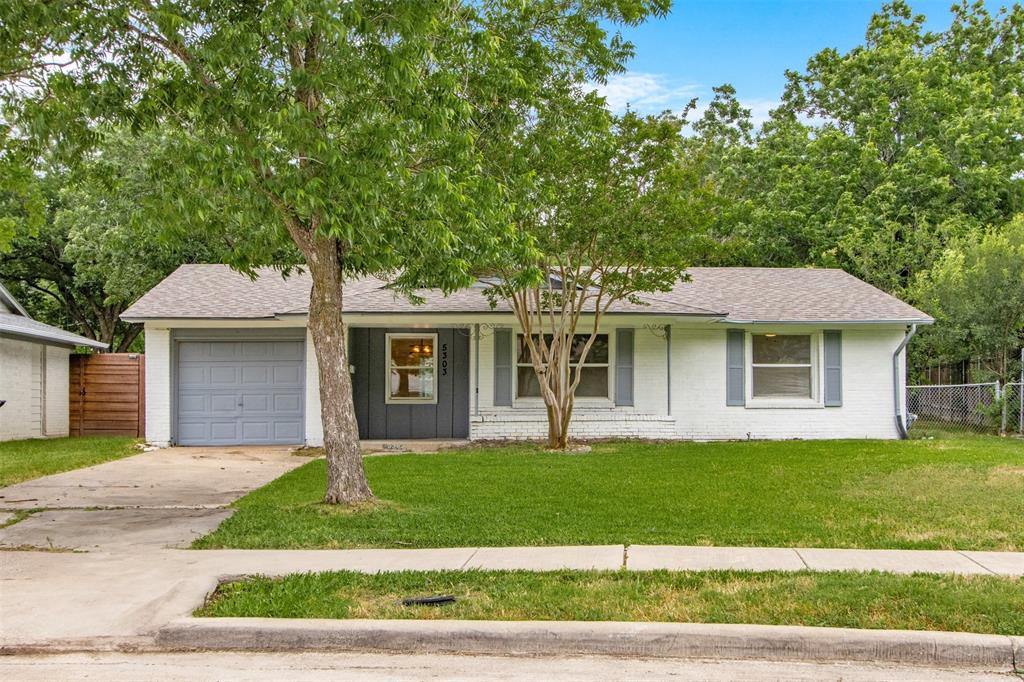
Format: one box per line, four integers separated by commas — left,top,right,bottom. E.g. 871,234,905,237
2,0,670,502
485,106,711,450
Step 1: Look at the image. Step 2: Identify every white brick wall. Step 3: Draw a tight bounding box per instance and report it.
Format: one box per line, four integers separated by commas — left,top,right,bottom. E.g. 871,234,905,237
304,328,324,446
144,326,172,446
671,327,904,440
44,346,70,436
471,411,676,440
470,323,905,442
0,338,71,441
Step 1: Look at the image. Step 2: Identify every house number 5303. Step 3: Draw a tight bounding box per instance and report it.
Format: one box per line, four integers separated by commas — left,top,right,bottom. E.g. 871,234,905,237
440,343,449,376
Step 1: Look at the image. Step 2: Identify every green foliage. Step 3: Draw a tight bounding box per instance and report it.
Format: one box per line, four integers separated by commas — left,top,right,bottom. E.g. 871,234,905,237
692,1,1024,298
912,216,1024,381
0,131,228,351
2,0,670,289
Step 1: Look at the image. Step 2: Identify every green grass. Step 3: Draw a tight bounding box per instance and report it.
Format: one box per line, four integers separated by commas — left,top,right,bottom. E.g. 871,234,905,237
194,437,1024,551
196,569,1024,635
0,436,140,487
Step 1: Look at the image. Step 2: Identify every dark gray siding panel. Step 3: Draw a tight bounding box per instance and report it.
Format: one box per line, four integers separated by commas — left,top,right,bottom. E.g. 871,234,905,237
351,327,470,439
350,328,369,437
614,328,634,406
493,328,513,407
726,329,745,406
823,330,843,407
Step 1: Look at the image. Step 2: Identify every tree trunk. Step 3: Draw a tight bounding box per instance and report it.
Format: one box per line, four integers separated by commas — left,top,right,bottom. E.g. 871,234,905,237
305,239,374,505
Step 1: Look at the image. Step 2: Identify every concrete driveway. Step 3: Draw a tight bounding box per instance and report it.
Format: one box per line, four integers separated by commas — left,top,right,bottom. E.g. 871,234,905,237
0,446,313,551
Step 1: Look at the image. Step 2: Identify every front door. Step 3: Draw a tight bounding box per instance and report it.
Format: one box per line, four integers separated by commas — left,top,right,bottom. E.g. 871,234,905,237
349,328,470,439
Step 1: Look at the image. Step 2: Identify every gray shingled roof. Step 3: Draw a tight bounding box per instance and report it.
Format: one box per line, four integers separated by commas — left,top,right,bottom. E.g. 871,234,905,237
121,264,932,324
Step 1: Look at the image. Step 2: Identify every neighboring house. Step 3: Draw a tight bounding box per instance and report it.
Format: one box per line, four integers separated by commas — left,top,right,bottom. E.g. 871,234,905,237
0,282,108,441
122,265,933,447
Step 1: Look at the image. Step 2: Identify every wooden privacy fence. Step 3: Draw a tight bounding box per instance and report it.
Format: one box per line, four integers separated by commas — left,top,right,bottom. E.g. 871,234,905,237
70,353,145,437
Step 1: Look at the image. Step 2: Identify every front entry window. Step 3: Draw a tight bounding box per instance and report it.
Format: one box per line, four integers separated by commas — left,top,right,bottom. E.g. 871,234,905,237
751,334,814,399
386,333,437,404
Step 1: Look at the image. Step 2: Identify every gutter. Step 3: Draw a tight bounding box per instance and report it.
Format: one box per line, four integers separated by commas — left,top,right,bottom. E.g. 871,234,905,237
892,324,918,439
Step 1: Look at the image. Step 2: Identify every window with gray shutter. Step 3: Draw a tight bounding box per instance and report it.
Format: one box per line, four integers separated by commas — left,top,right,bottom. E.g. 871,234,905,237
823,330,842,407
726,329,745,406
614,328,634,406
493,328,512,406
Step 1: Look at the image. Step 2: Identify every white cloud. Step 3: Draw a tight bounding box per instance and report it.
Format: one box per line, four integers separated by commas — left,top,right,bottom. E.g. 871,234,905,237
592,71,783,131
591,72,700,115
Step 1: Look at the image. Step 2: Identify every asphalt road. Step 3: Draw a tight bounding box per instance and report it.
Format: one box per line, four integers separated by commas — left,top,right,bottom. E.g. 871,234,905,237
0,652,1016,682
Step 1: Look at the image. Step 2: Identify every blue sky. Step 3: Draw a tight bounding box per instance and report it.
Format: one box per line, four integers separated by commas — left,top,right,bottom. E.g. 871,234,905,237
596,0,997,125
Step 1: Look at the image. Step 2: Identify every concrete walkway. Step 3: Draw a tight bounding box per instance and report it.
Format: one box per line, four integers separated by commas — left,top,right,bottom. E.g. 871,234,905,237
3,544,1024,651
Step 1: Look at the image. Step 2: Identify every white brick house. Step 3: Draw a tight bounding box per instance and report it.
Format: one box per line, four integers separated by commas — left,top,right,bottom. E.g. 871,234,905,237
0,282,107,441
122,265,932,447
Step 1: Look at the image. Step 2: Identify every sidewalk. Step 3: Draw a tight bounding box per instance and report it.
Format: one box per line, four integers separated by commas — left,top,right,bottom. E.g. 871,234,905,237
3,544,1023,650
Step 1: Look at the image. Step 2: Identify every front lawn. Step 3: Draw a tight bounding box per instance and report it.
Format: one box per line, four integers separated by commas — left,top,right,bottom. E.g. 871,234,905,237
196,569,1024,635
194,437,1024,551
0,436,140,487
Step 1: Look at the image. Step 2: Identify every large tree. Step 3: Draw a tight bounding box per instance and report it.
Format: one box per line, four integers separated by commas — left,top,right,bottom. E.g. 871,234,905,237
486,103,710,449
912,215,1024,383
691,1,1024,296
3,0,668,502
0,130,234,351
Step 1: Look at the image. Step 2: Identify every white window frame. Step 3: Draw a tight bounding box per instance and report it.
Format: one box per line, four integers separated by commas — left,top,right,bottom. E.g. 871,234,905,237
513,332,614,404
385,332,439,405
745,331,824,408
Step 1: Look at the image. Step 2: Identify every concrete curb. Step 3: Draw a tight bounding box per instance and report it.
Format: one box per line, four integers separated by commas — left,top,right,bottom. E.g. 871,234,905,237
156,618,1020,670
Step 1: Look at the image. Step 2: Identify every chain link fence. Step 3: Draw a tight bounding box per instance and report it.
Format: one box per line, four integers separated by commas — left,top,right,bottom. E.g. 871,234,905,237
907,382,1023,436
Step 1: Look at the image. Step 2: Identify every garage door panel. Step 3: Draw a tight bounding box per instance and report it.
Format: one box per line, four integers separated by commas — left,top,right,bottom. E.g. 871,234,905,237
176,338,305,446
209,394,238,413
272,364,302,385
178,366,208,386
273,394,302,412
241,422,269,440
241,366,269,384
272,341,303,360
178,421,209,441
241,394,269,412
241,342,270,359
209,343,240,359
273,421,303,441
210,421,239,440
209,366,239,385
178,393,207,413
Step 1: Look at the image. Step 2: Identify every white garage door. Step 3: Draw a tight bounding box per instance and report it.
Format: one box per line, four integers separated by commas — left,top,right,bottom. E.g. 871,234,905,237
176,339,305,445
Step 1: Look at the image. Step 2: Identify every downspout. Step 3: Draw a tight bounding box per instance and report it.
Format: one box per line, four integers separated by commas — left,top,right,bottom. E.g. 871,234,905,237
665,324,672,416
892,324,918,439
474,324,480,417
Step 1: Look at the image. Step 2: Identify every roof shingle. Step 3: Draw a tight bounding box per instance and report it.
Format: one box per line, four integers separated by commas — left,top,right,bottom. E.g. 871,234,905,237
120,264,932,324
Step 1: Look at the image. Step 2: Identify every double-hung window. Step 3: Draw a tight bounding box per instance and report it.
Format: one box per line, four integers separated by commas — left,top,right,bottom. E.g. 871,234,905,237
750,333,815,400
516,333,610,399
386,333,437,404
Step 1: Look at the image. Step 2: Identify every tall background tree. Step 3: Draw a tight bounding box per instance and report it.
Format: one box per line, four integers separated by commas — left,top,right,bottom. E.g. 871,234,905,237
912,215,1024,382
4,0,670,502
0,131,232,351
692,0,1023,296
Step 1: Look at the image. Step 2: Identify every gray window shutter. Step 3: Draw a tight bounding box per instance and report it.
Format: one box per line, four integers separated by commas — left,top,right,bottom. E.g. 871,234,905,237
614,328,634,406
493,328,512,406
726,329,745,406
823,330,842,407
